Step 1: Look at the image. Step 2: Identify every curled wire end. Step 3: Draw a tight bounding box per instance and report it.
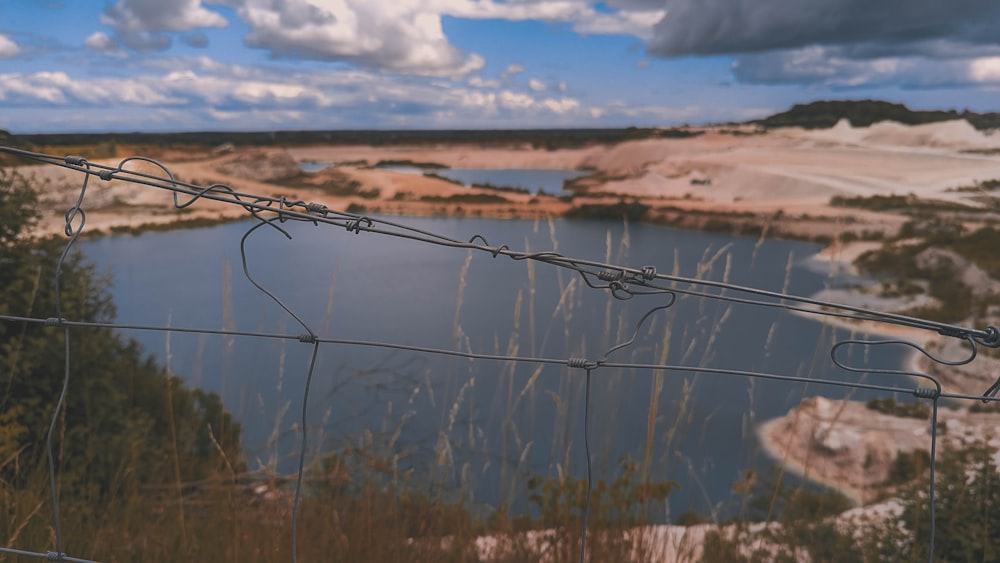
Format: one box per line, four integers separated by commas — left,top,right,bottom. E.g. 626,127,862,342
64,156,86,166
346,216,373,234
609,282,634,301
468,234,490,246
981,377,1000,403
490,244,510,258
913,387,940,400
978,326,1000,348
639,265,656,281
98,170,115,181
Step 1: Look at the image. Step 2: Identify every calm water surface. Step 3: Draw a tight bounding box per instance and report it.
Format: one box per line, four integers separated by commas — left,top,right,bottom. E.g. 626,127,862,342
80,216,908,521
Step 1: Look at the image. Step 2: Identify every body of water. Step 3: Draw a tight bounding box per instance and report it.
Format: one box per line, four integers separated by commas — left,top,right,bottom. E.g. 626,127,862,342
79,215,909,521
300,161,588,194
427,168,587,194
370,163,587,195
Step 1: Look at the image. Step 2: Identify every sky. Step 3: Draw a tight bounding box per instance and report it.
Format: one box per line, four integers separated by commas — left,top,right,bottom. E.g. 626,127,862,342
1,0,999,133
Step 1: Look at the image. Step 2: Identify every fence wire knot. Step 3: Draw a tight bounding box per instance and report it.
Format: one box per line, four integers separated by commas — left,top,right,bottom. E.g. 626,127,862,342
597,270,624,282
44,551,65,561
44,317,64,327
913,387,940,400
298,334,318,344
304,202,328,215
568,358,598,370
937,327,965,338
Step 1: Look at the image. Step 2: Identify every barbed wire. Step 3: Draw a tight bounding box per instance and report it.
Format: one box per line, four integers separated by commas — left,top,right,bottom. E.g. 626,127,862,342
3,146,999,561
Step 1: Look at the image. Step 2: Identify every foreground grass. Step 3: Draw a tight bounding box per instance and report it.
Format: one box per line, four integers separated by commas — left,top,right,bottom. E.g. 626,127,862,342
2,460,676,562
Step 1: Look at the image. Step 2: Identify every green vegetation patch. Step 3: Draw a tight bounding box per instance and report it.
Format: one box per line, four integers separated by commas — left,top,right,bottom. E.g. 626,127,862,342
564,200,650,221
830,193,975,213
373,159,446,169
418,193,510,204
948,178,1000,193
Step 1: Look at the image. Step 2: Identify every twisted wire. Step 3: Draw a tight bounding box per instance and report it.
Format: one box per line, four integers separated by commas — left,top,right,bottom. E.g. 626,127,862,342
46,154,94,560
0,545,94,562
3,145,999,560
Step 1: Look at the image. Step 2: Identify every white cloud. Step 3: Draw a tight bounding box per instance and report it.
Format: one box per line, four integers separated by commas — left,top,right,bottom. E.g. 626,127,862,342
0,56,649,131
100,0,227,50
213,1,660,75
0,71,183,106
733,46,1000,88
445,0,663,39
221,0,483,76
503,63,525,76
969,57,1000,83
528,78,546,91
499,91,535,109
0,34,20,58
542,97,579,114
84,32,119,53
468,75,501,88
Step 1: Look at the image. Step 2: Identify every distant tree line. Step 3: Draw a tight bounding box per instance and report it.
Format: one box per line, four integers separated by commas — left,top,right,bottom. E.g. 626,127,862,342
2,126,700,153
754,99,1000,130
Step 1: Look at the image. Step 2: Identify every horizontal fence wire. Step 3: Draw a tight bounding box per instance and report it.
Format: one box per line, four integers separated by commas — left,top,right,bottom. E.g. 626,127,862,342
3,145,1000,561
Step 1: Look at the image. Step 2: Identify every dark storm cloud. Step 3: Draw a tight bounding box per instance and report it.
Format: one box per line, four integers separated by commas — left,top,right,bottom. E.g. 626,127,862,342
647,0,1000,57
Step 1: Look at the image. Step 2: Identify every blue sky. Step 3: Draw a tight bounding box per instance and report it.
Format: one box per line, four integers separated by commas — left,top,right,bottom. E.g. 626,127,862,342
1,0,999,133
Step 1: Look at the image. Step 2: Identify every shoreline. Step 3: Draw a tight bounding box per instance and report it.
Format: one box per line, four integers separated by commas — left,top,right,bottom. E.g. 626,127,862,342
756,415,867,505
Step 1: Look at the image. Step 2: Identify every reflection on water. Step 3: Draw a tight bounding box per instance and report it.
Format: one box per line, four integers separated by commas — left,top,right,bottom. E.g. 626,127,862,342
79,217,905,521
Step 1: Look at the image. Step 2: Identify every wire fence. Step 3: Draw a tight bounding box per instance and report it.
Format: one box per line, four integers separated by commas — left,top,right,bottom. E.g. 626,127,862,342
1,146,999,561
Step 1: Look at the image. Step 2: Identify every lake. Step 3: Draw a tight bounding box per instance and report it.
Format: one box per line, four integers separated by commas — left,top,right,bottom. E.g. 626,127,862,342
79,216,908,521
367,163,589,195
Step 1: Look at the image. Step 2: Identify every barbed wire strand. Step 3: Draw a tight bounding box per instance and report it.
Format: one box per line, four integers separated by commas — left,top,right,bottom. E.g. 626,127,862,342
2,146,997,348
2,146,994,560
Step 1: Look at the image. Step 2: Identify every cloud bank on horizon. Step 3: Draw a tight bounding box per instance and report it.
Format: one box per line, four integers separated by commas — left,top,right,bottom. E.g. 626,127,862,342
1,0,998,132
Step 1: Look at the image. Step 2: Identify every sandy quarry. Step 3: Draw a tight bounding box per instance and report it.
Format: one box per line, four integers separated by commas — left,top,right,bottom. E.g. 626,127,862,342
11,119,1000,535
18,118,1000,243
